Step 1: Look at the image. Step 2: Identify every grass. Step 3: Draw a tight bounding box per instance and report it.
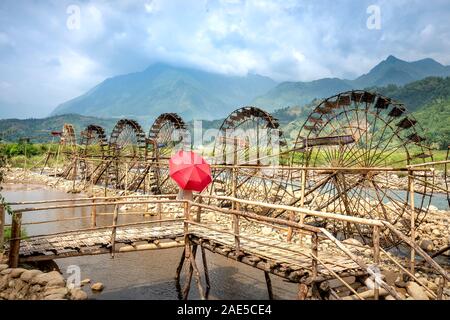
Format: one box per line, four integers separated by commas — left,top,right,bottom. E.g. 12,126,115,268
3,226,28,242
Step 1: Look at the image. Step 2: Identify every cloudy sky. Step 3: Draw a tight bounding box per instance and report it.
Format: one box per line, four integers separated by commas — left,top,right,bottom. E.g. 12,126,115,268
0,0,449,118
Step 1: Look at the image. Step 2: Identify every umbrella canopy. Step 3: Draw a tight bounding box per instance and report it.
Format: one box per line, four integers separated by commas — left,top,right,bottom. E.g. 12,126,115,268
169,150,212,192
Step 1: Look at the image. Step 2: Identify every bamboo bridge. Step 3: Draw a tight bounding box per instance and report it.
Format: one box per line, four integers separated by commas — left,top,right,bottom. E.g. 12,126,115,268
1,193,448,300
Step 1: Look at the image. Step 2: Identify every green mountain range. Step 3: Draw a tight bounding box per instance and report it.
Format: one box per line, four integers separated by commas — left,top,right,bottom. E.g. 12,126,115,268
51,56,450,118
0,114,117,143
253,55,450,110
51,63,277,121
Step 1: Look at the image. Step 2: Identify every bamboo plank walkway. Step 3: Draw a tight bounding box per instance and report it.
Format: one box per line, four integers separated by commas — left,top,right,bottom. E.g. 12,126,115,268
9,222,364,281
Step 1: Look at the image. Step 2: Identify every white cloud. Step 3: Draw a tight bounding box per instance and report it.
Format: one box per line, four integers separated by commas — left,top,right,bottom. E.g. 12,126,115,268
0,0,450,118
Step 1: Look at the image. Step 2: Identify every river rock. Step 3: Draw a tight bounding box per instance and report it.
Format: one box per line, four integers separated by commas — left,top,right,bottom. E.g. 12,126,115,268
432,229,441,237
91,282,104,291
261,227,272,236
44,293,66,300
420,240,434,251
44,286,68,297
406,281,429,300
10,268,27,278
20,269,43,282
381,270,398,286
342,238,363,246
0,268,12,275
328,276,356,289
81,278,91,286
0,264,8,272
70,288,88,300
31,271,65,286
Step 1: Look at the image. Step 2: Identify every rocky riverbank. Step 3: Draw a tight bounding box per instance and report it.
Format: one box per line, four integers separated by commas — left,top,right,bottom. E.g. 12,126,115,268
0,263,87,300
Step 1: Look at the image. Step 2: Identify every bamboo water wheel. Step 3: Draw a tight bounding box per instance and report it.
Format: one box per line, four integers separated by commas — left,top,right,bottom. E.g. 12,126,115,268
290,90,434,246
108,119,147,190
210,107,290,213
147,113,188,194
79,125,108,184
59,123,78,179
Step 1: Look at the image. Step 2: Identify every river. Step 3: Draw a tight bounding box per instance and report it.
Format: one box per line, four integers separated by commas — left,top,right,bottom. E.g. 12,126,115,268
1,183,298,300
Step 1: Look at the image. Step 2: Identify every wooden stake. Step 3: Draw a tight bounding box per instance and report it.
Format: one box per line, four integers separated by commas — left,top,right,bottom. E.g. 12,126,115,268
311,232,318,279
298,283,309,300
409,170,415,274
175,249,186,281
196,195,202,222
0,205,5,258
373,225,380,300
234,202,241,256
184,201,191,258
201,245,211,297
287,211,294,242
188,245,206,300
8,212,22,268
91,199,97,228
124,163,128,196
110,204,119,258
182,243,197,300
264,271,274,300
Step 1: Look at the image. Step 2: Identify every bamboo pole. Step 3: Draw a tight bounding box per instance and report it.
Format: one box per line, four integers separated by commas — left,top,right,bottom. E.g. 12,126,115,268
0,205,4,258
182,244,197,300
379,247,437,299
286,211,294,242
188,243,206,300
124,163,128,196
175,249,186,281
184,201,191,258
382,222,449,281
373,225,380,300
197,196,384,227
264,271,274,300
72,156,78,192
91,199,97,227
311,232,318,279
319,227,402,300
200,245,211,296
234,202,241,256
409,170,415,274
8,212,22,268
196,196,202,222
110,204,119,258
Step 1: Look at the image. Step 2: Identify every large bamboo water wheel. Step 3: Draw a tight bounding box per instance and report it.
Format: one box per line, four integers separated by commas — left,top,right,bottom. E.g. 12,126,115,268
290,90,434,246
79,125,108,184
59,123,78,179
210,107,290,213
147,113,188,194
108,119,147,190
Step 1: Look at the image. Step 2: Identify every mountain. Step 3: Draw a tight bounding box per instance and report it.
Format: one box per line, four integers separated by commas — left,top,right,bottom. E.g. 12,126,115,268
0,114,117,143
51,63,277,121
252,56,450,110
353,55,450,87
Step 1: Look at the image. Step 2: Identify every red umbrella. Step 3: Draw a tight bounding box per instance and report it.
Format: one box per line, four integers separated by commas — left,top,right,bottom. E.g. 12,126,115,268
169,150,212,192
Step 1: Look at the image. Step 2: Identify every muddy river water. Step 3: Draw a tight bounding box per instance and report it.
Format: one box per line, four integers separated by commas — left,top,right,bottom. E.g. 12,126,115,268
2,183,298,300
